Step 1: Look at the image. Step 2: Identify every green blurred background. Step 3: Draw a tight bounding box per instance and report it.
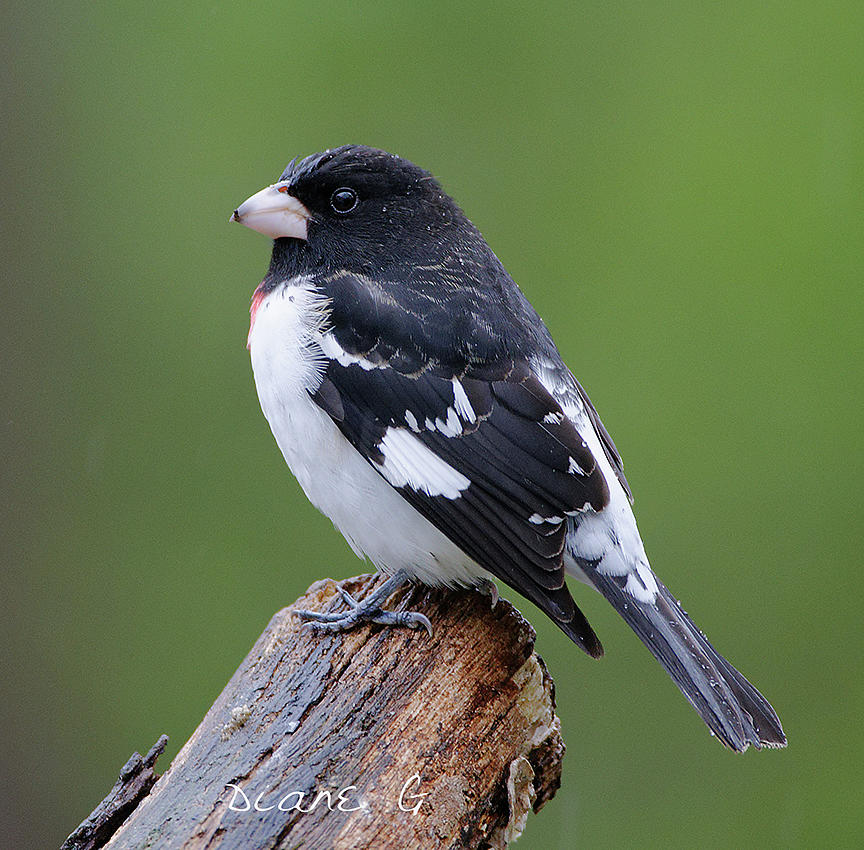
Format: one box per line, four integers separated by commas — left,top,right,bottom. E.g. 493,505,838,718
2,1,862,847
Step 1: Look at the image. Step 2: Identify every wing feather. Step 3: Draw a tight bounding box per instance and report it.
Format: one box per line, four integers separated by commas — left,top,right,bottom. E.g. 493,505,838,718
310,347,607,655
305,272,610,656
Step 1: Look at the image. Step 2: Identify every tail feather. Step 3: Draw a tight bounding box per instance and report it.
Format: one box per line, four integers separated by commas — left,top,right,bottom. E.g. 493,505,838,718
584,566,786,752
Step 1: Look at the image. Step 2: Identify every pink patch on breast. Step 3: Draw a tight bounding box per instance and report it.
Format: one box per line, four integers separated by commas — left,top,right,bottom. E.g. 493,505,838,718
247,284,267,349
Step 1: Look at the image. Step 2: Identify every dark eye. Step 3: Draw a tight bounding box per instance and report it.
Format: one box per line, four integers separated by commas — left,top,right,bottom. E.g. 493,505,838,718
330,188,358,214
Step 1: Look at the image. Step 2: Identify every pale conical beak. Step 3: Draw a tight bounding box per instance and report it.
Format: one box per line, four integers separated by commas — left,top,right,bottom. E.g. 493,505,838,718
230,183,310,240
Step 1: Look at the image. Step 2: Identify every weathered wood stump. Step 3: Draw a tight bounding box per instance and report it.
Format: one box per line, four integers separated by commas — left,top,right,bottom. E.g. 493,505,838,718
64,574,565,849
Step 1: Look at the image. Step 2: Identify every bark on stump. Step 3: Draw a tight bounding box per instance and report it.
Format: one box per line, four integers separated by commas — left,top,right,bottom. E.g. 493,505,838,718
64,574,565,849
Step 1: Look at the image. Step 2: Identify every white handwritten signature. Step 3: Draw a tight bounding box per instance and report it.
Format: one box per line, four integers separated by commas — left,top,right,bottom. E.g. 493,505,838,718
224,774,428,815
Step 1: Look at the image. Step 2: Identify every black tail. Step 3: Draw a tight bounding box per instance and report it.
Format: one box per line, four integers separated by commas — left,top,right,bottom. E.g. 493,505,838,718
585,568,787,752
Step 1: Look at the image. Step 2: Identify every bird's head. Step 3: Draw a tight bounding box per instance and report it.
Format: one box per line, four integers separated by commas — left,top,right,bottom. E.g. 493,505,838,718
231,145,483,278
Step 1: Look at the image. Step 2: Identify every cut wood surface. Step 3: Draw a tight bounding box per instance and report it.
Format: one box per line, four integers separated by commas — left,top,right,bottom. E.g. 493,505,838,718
66,574,565,849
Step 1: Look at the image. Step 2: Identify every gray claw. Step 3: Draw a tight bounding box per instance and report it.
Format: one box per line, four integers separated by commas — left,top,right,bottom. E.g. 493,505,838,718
478,579,500,608
369,610,433,636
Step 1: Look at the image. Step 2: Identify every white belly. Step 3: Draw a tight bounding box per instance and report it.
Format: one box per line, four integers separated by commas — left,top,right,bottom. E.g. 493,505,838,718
247,278,488,588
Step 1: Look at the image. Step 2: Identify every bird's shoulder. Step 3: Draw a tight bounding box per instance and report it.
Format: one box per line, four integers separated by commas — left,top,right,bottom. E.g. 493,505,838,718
314,263,549,374
311,267,632,502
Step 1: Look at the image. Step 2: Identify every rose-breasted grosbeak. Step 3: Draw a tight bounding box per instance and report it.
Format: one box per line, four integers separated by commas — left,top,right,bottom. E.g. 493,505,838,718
231,146,785,752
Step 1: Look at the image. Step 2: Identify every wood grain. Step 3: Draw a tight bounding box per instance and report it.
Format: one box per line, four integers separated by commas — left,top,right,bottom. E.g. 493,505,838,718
66,574,564,849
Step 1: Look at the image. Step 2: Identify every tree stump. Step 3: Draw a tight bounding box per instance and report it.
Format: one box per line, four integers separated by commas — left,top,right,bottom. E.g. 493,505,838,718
64,574,565,849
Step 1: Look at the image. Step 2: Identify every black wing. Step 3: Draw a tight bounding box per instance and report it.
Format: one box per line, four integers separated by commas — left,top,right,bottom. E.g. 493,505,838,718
571,373,632,502
310,339,610,657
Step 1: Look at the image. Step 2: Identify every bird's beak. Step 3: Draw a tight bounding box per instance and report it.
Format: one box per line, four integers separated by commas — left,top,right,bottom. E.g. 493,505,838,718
229,182,310,240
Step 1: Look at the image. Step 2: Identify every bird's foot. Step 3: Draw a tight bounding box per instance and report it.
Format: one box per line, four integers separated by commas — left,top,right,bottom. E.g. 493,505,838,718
295,571,432,636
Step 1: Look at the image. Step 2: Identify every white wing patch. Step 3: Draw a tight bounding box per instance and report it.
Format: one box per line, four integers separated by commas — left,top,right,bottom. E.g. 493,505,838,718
529,512,565,525
376,426,471,499
317,332,382,371
434,407,463,437
451,378,477,423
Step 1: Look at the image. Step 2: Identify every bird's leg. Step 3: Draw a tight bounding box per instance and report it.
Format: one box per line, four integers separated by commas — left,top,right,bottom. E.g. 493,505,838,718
294,570,432,635
477,578,500,608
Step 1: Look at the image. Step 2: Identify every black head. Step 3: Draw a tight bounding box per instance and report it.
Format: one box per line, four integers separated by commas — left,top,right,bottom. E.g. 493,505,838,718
233,145,492,280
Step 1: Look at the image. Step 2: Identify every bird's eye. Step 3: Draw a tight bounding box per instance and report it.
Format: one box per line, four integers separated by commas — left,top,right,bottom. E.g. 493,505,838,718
330,188,358,214
276,184,290,194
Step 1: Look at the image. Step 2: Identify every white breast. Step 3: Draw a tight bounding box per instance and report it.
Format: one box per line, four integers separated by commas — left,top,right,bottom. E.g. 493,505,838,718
247,278,488,588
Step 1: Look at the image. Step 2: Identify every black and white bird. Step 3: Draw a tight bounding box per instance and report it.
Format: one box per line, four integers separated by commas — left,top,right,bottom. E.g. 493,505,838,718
231,145,786,752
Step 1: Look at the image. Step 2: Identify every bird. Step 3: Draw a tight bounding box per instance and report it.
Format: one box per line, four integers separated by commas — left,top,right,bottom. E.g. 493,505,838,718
230,145,786,752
